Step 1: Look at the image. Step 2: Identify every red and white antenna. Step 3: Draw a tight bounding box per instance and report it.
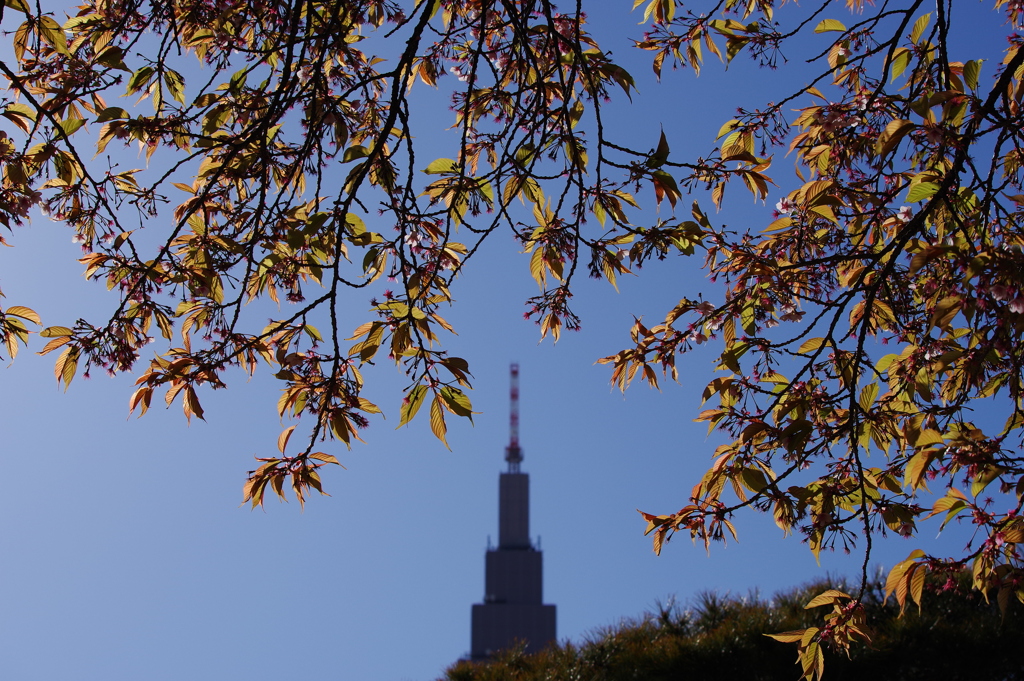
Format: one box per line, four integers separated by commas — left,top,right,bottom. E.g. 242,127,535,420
505,363,523,472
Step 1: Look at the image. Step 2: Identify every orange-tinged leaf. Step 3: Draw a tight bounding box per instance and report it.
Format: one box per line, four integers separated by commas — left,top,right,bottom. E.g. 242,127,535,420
271,472,286,499
309,451,342,466
331,414,353,444
430,395,449,449
277,425,296,454
652,525,667,555
5,305,40,324
722,518,738,542
874,119,915,158
909,563,926,609
885,549,926,610
36,336,70,356
904,448,936,491
896,568,911,611
242,476,262,508
183,386,205,421
54,346,78,391
128,385,153,417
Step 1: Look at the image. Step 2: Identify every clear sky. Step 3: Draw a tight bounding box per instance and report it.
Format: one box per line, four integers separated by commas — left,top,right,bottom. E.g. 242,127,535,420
0,2,1008,680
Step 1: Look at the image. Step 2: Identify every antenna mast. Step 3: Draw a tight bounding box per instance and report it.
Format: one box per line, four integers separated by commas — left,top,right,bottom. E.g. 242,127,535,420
505,363,522,472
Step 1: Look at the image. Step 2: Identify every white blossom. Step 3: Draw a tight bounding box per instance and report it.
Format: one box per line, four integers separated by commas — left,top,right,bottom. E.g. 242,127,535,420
776,197,796,214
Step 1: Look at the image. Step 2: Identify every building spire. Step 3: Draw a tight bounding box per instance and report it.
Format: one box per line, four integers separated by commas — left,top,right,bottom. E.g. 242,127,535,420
470,362,556,659
505,363,522,473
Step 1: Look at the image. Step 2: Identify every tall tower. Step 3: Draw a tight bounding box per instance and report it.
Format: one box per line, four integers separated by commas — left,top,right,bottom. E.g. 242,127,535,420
470,364,556,660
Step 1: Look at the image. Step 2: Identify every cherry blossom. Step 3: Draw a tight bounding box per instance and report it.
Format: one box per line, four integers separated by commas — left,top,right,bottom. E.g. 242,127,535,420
775,197,796,214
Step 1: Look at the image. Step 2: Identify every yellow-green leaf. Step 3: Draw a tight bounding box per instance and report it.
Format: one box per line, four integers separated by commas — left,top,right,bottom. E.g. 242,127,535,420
424,158,458,174
797,337,826,354
964,60,982,90
814,19,846,33
38,16,69,55
398,384,428,427
3,0,30,14
906,182,939,203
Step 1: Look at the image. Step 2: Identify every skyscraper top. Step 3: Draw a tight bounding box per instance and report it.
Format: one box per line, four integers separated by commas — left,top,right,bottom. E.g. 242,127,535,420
470,362,556,659
505,363,522,473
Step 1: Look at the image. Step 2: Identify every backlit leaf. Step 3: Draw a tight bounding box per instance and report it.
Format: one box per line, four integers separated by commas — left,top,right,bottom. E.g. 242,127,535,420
814,19,846,33
906,182,939,203
430,395,449,448
278,425,296,454
5,305,40,324
398,385,428,427
424,158,458,174
38,16,69,55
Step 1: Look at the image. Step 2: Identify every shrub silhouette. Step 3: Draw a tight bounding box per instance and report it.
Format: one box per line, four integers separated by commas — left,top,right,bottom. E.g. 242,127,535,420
442,573,1023,681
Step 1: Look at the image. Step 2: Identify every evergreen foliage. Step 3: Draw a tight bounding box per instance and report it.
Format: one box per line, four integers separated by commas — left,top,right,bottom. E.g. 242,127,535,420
442,574,1024,681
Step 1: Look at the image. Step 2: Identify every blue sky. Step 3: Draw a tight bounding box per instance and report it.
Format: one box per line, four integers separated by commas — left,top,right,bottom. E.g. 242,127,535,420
0,2,1010,680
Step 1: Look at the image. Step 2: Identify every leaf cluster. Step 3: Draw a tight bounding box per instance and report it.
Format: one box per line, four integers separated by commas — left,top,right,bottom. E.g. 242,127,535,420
3,0,1024,674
